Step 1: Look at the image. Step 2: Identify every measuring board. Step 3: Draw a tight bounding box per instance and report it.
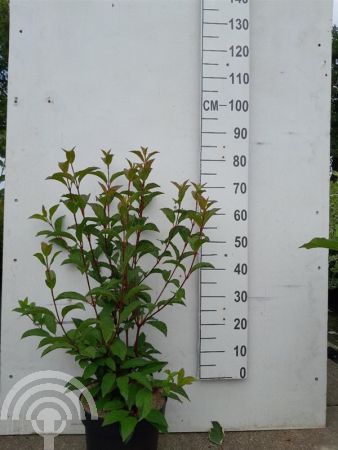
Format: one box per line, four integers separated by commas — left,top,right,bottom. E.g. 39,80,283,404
199,0,250,380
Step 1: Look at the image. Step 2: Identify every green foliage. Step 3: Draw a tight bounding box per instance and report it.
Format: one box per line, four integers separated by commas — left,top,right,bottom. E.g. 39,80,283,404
208,421,225,446
301,173,338,289
14,147,217,441
329,174,338,288
332,26,338,170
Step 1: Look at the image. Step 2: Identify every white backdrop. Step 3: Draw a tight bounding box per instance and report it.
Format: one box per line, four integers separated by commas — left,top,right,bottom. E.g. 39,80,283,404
0,0,332,433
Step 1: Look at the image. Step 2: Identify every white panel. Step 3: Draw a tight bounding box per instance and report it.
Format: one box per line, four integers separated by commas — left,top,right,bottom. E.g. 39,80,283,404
0,0,332,433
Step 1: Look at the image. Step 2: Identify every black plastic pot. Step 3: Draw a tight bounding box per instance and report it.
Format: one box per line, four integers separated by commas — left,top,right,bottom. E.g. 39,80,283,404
82,410,160,450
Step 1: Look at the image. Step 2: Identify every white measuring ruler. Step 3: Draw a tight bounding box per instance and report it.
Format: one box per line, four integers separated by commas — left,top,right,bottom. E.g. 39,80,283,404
199,0,250,380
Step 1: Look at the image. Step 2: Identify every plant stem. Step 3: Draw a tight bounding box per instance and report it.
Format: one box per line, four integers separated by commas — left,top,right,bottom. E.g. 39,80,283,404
69,162,102,281
45,264,79,352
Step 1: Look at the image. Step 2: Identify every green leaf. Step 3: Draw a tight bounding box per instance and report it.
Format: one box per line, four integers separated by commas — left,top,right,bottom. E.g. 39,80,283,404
144,191,163,207
58,161,69,173
50,251,63,265
301,237,338,251
188,235,203,252
120,416,138,442
146,409,168,433
136,388,152,419
76,166,100,182
103,399,124,411
54,216,64,233
73,318,96,330
173,180,190,203
179,375,196,386
128,372,152,390
171,384,190,401
81,346,97,358
21,328,49,339
161,208,175,224
119,301,141,322
169,241,180,260
29,213,48,222
161,270,171,281
41,344,63,357
191,262,214,273
90,203,106,223
36,230,51,238
39,337,72,354
102,150,114,166
100,307,115,342
34,306,55,316
105,358,116,372
142,222,160,232
121,358,151,369
89,287,116,299
166,392,182,402
37,336,54,348
83,363,98,380
61,302,85,318
61,249,85,271
171,287,185,305
41,242,52,257
46,172,68,186
49,204,59,220
111,338,127,360
63,147,75,164
101,373,116,397
45,269,56,289
102,409,129,427
124,285,151,302
148,320,167,336
44,314,57,334
116,376,129,402
138,361,167,375
163,259,186,273
126,383,139,410
34,253,46,266
177,225,191,242
208,421,224,445
135,240,160,258
56,291,86,301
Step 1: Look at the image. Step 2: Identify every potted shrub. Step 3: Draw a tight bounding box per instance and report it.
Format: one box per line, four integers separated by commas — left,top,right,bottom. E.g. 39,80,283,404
14,147,218,449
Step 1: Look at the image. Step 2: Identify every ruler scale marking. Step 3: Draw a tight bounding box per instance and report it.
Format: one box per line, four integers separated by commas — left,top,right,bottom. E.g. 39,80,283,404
199,0,250,380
